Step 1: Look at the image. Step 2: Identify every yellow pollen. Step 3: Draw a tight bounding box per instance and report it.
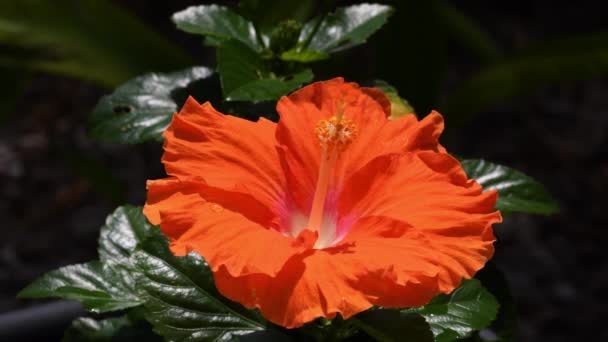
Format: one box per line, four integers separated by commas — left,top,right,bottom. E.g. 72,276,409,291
315,116,358,153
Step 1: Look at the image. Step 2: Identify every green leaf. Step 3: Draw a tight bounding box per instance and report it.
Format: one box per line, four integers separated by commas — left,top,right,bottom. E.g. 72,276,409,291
300,4,393,53
17,206,154,313
444,32,608,119
280,48,329,63
172,4,263,51
89,66,214,144
407,279,499,342
354,310,434,342
217,39,313,102
461,159,559,215
0,0,191,87
17,261,141,313
62,314,162,342
226,70,314,102
132,233,266,341
373,80,416,119
98,205,155,265
473,262,517,341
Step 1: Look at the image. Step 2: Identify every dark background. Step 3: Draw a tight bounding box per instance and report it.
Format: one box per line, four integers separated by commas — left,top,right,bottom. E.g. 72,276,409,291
1,1,606,341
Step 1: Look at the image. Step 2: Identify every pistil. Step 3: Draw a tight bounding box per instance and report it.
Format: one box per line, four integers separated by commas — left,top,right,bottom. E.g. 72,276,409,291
307,103,357,248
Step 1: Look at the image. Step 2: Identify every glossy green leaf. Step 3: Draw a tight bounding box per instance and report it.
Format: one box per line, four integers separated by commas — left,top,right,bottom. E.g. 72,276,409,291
90,66,214,144
62,314,162,342
300,4,393,53
444,32,608,118
172,4,263,51
407,279,499,342
0,0,191,87
132,233,266,341
226,70,313,102
373,80,416,119
461,159,559,215
354,310,434,342
17,261,141,313
17,206,154,313
280,48,329,63
98,205,154,265
472,262,517,341
217,39,313,101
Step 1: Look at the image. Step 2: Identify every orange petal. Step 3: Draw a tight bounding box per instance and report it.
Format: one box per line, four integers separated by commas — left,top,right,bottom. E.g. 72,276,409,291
144,178,307,277
338,152,501,292
162,96,286,228
275,78,391,214
214,216,440,328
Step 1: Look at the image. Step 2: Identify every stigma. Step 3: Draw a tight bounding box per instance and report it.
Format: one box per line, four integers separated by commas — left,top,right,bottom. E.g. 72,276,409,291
315,116,358,154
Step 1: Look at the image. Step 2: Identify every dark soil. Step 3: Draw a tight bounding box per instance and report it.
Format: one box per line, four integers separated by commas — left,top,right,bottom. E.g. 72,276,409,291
1,1,606,341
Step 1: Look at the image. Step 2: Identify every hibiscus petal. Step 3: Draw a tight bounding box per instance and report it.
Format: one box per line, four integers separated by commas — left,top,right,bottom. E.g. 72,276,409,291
162,96,286,227
144,178,307,277
275,78,391,214
338,152,501,292
276,80,449,215
213,216,440,328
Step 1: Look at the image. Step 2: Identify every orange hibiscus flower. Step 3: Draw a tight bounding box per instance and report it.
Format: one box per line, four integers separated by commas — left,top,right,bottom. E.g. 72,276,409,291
144,78,501,328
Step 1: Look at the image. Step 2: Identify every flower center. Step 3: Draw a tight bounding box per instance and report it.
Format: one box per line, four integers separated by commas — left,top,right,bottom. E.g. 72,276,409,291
307,103,357,249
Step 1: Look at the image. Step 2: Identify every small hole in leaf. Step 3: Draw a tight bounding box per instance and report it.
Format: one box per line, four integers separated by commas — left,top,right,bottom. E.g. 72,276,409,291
113,105,133,115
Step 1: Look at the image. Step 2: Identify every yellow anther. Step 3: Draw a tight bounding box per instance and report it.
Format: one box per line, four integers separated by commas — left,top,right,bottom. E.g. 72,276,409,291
315,116,358,153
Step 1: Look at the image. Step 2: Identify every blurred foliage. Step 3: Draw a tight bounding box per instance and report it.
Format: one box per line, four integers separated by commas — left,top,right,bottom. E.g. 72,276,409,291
444,31,608,121
0,0,192,87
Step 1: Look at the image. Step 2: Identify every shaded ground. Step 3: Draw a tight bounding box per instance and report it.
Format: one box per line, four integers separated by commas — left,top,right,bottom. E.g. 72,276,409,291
1,1,607,341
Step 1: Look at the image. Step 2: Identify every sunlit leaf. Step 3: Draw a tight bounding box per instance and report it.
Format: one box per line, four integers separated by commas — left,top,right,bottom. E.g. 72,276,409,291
461,159,559,215
172,4,263,51
17,206,153,313
97,205,155,265
300,4,393,53
17,261,142,313
373,80,415,119
407,279,499,342
90,66,214,144
132,233,266,341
